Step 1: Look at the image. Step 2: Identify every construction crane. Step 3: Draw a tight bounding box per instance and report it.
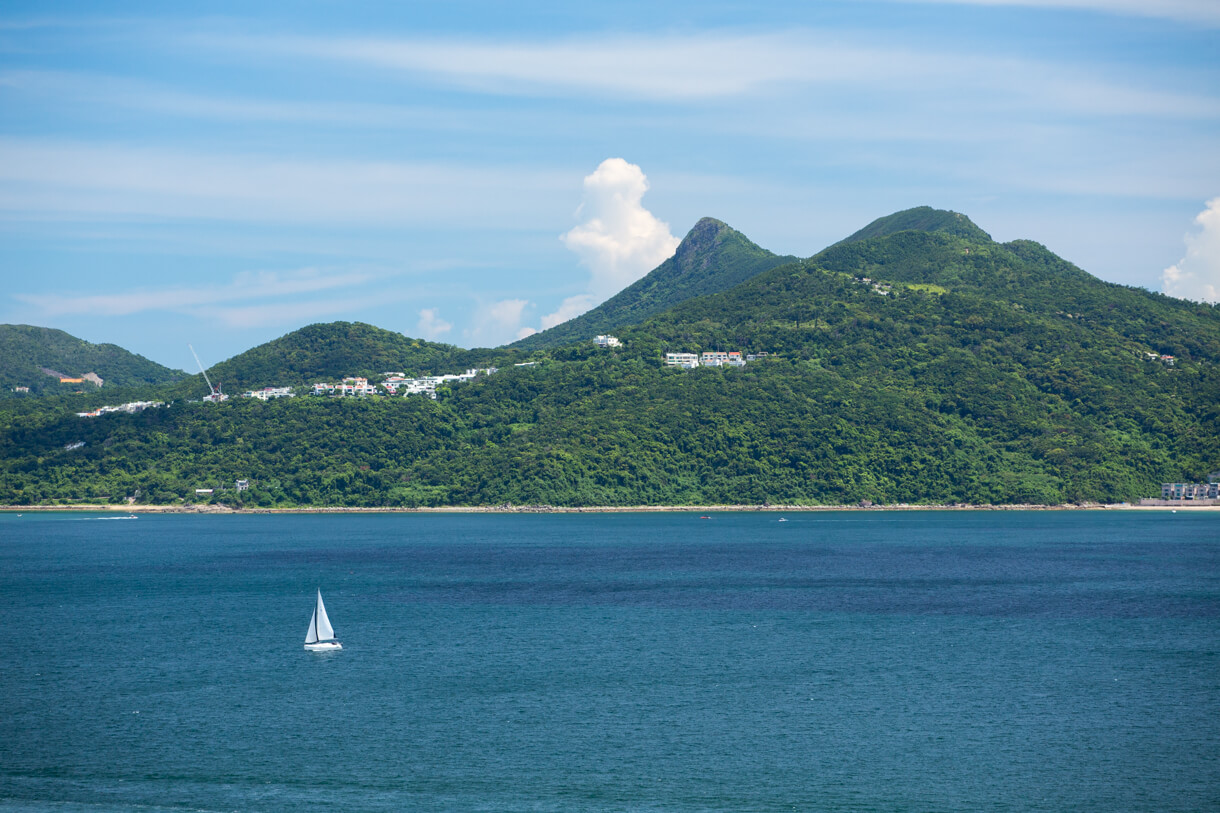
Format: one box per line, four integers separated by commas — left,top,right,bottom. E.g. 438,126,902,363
189,344,227,402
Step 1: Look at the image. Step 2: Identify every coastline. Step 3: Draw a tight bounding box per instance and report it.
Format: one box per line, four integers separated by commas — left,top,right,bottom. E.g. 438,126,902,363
3,502,1218,514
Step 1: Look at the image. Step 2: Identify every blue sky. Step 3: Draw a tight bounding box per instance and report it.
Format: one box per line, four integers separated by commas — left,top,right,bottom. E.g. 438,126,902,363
2,0,1218,370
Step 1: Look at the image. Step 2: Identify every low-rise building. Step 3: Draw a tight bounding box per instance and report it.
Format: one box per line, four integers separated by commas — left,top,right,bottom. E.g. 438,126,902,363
594,335,622,348
669,349,760,369
665,353,700,368
242,387,293,400
77,400,164,418
1161,482,1220,500
314,377,379,397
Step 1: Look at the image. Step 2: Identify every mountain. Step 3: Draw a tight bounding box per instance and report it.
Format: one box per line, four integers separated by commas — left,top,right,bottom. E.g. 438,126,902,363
2,209,1217,508
623,216,1219,502
188,322,461,395
513,217,796,350
0,325,184,396
832,206,993,246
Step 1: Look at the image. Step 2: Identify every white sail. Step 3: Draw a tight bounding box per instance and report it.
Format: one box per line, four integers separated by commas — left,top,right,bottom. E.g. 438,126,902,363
305,609,319,644
313,590,335,641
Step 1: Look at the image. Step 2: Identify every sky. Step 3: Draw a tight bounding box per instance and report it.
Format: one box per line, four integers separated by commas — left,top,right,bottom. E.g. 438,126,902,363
1,0,1217,371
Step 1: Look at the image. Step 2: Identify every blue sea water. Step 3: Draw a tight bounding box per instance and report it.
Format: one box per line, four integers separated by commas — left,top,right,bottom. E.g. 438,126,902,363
0,510,1217,812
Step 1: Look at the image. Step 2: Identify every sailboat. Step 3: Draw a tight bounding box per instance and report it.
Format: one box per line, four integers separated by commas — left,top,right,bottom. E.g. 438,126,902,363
304,589,342,651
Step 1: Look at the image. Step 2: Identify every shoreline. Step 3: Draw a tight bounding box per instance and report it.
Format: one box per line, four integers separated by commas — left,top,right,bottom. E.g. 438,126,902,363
3,502,1218,514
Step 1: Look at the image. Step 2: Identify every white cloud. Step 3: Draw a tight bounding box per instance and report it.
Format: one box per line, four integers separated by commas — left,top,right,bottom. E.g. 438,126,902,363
465,298,533,347
509,159,678,338
560,158,679,302
415,308,453,340
1162,199,1220,304
540,294,596,330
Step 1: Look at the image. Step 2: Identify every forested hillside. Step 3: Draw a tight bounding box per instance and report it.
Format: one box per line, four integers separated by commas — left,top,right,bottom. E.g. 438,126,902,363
0,325,184,396
832,206,993,246
175,321,462,397
2,209,1216,507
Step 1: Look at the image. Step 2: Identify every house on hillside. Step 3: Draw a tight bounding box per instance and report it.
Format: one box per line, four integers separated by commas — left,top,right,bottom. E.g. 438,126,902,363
665,353,699,369
594,335,622,348
242,387,293,400
342,377,378,395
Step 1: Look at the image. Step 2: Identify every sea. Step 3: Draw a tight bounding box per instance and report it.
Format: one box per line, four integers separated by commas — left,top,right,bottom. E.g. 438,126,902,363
0,510,1217,812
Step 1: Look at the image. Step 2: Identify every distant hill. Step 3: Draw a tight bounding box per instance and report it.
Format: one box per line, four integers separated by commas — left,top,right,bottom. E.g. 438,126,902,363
187,321,460,395
513,217,796,350
0,325,184,396
833,206,992,246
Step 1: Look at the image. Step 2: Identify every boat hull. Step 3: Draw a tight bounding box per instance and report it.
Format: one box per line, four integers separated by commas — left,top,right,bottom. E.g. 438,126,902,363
304,641,342,651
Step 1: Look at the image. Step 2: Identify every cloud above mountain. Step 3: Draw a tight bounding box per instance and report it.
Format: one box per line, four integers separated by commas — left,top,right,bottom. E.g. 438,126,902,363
1162,199,1220,304
416,308,452,340
465,298,533,347
560,158,679,302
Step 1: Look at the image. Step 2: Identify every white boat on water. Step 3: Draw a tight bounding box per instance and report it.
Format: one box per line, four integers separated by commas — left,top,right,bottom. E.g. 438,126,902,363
304,589,342,651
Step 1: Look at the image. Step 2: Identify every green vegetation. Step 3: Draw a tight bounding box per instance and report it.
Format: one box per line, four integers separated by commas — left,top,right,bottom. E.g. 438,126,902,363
832,205,993,246
194,321,461,393
513,217,796,350
0,325,184,397
2,209,1217,507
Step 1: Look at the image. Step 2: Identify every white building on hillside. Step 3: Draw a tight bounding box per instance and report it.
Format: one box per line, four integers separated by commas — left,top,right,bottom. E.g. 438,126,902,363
242,387,293,400
665,353,699,368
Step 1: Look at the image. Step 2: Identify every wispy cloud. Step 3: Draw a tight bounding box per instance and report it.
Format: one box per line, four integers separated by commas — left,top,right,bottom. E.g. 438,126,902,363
15,266,374,318
0,138,571,226
200,29,1220,118
203,31,872,101
886,0,1220,27
0,69,487,129
193,296,388,329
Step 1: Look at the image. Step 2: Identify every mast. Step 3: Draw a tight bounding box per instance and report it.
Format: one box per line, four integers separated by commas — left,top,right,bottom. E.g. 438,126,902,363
188,344,215,396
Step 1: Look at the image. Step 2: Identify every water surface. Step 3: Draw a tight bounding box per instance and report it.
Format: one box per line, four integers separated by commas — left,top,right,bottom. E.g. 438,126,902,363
1,511,1217,811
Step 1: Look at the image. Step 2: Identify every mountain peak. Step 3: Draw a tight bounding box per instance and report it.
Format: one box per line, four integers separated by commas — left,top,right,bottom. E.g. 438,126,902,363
672,217,748,268
512,217,795,350
836,206,991,246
